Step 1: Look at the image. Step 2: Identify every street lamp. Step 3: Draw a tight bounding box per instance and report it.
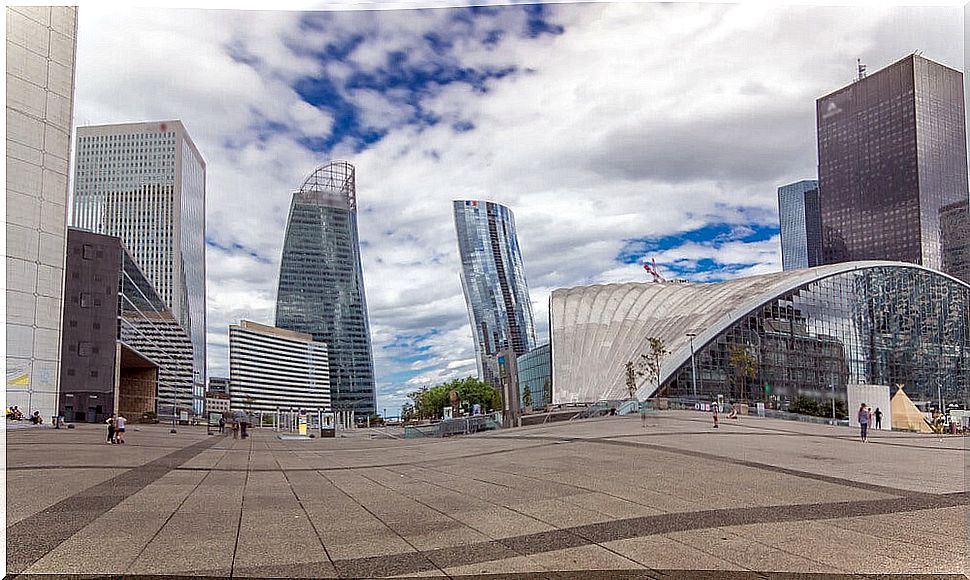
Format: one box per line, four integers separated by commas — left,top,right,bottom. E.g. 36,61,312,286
830,383,835,423
686,333,698,399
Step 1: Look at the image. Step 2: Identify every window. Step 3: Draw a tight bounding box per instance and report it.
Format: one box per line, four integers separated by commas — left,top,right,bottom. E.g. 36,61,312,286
90,370,99,378
80,293,92,308
77,342,93,357
82,244,95,260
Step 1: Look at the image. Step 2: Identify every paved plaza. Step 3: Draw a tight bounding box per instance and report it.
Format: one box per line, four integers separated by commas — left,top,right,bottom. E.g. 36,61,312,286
5,411,969,578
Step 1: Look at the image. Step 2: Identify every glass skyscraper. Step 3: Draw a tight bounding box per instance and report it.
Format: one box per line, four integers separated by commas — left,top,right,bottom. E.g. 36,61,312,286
453,200,537,386
816,54,968,269
276,161,376,416
778,180,822,270
940,200,970,285
72,120,206,416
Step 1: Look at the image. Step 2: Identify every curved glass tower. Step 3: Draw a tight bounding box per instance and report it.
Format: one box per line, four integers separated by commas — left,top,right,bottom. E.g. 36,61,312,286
453,200,537,386
276,161,376,416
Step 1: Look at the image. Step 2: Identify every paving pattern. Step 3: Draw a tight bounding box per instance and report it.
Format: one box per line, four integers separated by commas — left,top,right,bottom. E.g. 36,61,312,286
5,411,968,578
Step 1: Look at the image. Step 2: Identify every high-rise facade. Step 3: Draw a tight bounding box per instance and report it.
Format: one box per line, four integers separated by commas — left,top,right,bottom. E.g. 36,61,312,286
940,200,970,285
276,161,376,416
72,120,206,415
778,180,823,270
816,54,968,269
229,321,330,415
6,6,78,418
453,200,537,386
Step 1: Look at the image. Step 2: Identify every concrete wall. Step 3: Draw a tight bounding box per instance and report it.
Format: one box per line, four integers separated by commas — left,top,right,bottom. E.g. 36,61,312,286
847,384,892,430
5,6,78,418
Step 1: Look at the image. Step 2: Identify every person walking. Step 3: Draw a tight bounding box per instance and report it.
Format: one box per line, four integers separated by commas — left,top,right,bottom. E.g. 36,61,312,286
106,414,116,444
218,416,226,434
857,403,869,442
712,402,719,429
115,414,127,444
232,420,239,439
874,407,883,430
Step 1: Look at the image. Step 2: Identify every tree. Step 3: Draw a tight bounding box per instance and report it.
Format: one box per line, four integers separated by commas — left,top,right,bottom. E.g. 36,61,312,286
728,345,758,401
543,378,552,407
406,377,501,420
522,385,533,409
624,360,642,399
400,402,415,422
640,337,670,395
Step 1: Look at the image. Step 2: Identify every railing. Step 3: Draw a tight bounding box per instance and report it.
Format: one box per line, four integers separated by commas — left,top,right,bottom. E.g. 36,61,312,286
403,413,502,439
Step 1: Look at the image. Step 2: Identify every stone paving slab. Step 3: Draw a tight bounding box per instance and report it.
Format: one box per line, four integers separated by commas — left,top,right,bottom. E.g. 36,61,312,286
6,413,969,578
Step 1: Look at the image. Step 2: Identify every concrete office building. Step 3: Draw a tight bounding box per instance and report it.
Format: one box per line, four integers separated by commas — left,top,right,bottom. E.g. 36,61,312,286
276,162,376,416
72,120,206,415
453,200,537,388
551,262,970,407
817,54,968,269
6,6,78,418
59,228,193,422
229,321,331,415
778,180,822,270
208,376,230,394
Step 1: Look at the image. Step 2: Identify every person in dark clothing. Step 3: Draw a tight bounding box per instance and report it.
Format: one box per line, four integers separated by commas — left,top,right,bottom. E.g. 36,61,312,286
874,407,883,430
218,416,226,434
106,415,116,444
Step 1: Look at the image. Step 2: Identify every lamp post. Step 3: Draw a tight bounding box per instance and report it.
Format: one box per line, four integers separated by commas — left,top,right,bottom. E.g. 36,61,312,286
830,383,835,423
686,333,698,399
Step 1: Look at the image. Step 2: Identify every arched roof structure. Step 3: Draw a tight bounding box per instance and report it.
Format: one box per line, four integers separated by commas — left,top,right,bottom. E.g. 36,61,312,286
549,261,970,403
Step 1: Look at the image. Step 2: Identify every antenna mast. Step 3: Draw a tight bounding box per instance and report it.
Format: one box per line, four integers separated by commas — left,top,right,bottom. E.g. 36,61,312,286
857,58,867,81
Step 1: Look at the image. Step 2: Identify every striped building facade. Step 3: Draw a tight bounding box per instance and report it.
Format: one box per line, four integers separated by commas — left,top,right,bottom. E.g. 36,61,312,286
228,320,331,414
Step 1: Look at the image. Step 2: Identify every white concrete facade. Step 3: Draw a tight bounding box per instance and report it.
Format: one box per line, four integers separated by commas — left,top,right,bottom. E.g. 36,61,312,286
5,6,78,418
229,321,331,414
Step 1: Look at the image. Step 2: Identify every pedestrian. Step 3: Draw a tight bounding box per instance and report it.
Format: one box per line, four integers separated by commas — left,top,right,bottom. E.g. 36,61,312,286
218,416,226,434
106,414,116,444
232,420,239,439
115,414,127,444
712,402,719,429
874,407,883,430
857,403,869,442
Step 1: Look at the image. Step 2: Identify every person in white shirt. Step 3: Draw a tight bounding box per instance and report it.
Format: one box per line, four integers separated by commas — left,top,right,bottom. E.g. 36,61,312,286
114,414,127,444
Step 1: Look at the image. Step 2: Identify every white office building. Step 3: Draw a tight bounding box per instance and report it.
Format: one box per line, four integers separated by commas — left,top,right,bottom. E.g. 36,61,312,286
6,6,78,418
229,321,331,414
72,120,206,414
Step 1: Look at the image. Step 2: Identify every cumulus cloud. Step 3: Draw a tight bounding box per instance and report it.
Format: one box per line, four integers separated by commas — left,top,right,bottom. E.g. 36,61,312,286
73,3,965,414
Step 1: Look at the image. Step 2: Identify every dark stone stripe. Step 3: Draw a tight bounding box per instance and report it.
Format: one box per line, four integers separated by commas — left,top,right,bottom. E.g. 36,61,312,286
5,436,224,575
328,491,969,578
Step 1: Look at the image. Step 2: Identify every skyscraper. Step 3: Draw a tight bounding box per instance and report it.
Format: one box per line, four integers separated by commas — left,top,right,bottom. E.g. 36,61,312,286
816,54,968,269
276,161,376,416
940,199,970,285
777,180,823,270
6,6,78,418
72,120,206,415
453,200,537,386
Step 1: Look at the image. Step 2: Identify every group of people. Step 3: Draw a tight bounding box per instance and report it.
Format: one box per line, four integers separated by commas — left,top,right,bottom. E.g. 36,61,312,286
857,403,883,442
105,414,127,444
5,406,45,424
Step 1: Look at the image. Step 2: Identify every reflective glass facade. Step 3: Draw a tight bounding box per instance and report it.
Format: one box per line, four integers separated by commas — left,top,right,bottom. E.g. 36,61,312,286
276,162,376,416
453,200,537,386
664,266,970,407
817,55,968,270
778,180,822,270
517,344,551,408
940,199,970,285
72,120,206,414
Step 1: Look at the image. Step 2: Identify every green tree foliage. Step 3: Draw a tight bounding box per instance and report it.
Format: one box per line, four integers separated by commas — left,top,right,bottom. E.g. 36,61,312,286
788,395,847,419
728,345,758,401
407,377,501,419
522,384,533,408
543,378,552,406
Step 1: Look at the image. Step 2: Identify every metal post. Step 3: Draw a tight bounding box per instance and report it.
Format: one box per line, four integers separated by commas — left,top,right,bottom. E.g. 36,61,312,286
830,384,835,423
686,333,698,399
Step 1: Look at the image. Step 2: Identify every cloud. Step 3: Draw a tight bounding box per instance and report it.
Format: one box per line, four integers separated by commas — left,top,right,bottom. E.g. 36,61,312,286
73,3,965,415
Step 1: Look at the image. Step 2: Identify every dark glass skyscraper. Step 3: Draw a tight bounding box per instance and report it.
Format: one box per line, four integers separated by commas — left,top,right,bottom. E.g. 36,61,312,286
778,180,822,270
940,199,970,285
276,161,376,416
816,54,968,269
453,200,537,386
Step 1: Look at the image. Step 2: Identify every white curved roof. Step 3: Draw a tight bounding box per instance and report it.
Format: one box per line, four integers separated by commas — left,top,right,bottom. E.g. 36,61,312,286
549,261,970,403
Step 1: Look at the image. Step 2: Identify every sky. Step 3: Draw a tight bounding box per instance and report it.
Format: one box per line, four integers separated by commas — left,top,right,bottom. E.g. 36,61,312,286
71,2,967,415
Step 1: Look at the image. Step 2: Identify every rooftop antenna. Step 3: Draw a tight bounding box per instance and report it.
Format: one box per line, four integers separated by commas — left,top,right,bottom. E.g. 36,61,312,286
857,58,867,81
